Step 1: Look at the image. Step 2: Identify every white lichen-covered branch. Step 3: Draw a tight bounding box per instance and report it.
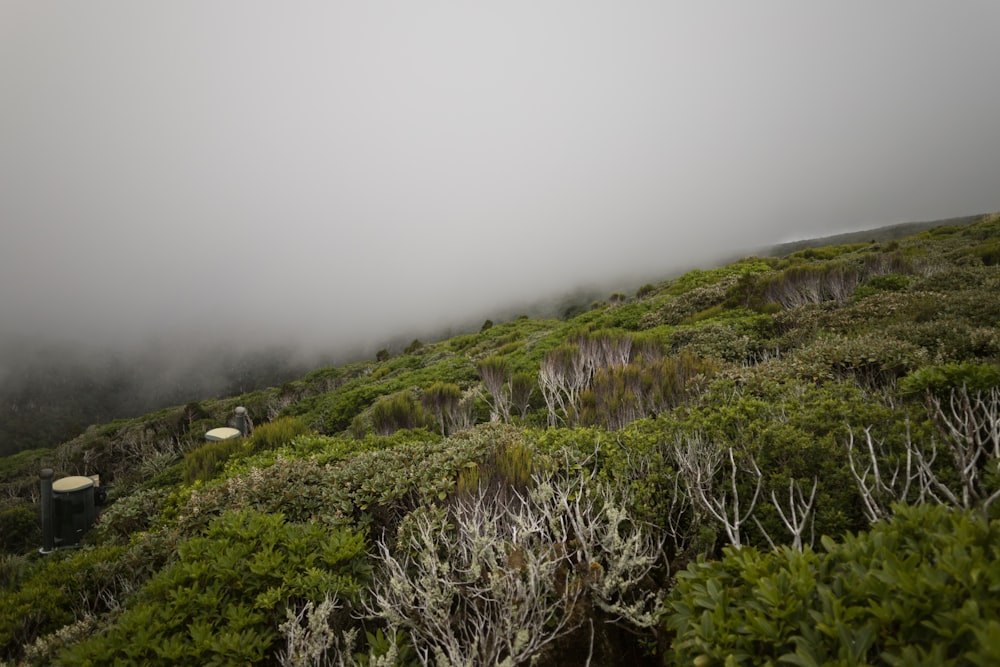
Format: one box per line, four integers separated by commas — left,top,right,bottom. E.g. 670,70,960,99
362,471,664,666
848,387,1000,521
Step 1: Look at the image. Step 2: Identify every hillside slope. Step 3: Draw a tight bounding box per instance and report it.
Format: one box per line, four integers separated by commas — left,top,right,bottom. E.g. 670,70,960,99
2,213,999,665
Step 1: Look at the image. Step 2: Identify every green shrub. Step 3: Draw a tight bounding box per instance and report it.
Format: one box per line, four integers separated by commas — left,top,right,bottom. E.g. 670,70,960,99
899,362,1000,400
370,392,432,436
786,243,869,262
865,272,911,292
247,416,310,452
782,333,927,388
0,553,27,592
666,504,1000,665
183,438,243,484
177,424,504,536
888,319,1000,362
676,378,902,542
669,323,752,362
0,544,131,662
912,266,997,292
854,272,912,299
636,283,657,298
59,509,369,666
90,487,171,543
0,505,38,554
288,383,397,434
643,276,738,327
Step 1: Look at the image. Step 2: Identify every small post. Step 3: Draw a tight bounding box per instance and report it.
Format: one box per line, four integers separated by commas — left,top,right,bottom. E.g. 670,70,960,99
235,406,247,436
39,468,54,553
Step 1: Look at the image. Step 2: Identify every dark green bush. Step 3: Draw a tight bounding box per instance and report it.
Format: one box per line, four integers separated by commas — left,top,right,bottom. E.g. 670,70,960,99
666,504,1000,666
975,240,1000,266
636,283,656,298
669,323,752,362
888,319,1000,362
781,333,927,388
643,276,737,327
854,272,912,300
176,424,502,536
0,505,38,554
865,272,911,291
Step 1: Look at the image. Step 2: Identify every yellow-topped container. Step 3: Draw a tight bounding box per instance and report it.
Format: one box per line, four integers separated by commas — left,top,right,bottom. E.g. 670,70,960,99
52,475,96,546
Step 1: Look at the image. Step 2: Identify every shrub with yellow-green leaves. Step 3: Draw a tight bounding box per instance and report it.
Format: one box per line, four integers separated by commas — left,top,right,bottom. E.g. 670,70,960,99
59,509,369,666
370,391,433,436
176,424,507,536
0,544,135,663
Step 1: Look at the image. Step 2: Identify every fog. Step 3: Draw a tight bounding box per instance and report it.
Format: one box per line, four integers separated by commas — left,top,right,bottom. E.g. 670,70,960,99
3,1,1000,363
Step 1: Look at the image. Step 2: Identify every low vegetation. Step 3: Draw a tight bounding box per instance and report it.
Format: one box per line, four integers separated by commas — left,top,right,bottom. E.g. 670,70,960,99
1,214,999,665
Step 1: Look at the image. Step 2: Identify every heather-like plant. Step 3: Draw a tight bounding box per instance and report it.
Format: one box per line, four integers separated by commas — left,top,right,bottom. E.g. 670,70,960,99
244,415,310,451
420,381,463,436
183,437,243,483
370,391,432,436
478,355,514,423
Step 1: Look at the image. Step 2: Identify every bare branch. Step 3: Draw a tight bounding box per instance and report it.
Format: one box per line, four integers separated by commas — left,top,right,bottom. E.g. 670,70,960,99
363,472,664,665
770,477,818,551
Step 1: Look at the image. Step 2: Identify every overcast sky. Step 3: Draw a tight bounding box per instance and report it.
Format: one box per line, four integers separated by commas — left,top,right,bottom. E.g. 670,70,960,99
2,2,999,357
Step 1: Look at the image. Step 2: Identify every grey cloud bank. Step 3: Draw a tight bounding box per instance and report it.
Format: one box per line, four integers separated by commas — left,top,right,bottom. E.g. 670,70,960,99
2,1,999,357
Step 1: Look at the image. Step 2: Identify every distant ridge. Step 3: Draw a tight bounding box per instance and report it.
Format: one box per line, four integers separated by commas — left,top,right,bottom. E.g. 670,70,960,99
766,213,986,257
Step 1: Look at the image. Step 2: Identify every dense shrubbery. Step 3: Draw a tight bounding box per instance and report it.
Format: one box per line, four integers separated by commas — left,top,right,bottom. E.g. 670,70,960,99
1,214,998,665
900,362,1000,399
666,504,1000,666
183,437,243,484
0,505,37,553
60,510,369,666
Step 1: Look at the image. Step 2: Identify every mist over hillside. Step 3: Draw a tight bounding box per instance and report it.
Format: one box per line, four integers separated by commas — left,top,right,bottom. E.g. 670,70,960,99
4,4,1000,380
2,212,1000,665
0,274,612,456
1,211,990,458
3,3,1000,458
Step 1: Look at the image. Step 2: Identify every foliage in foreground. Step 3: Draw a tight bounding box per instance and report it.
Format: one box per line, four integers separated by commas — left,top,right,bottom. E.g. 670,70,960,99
667,504,1000,666
364,472,664,666
58,510,369,666
1,213,999,665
